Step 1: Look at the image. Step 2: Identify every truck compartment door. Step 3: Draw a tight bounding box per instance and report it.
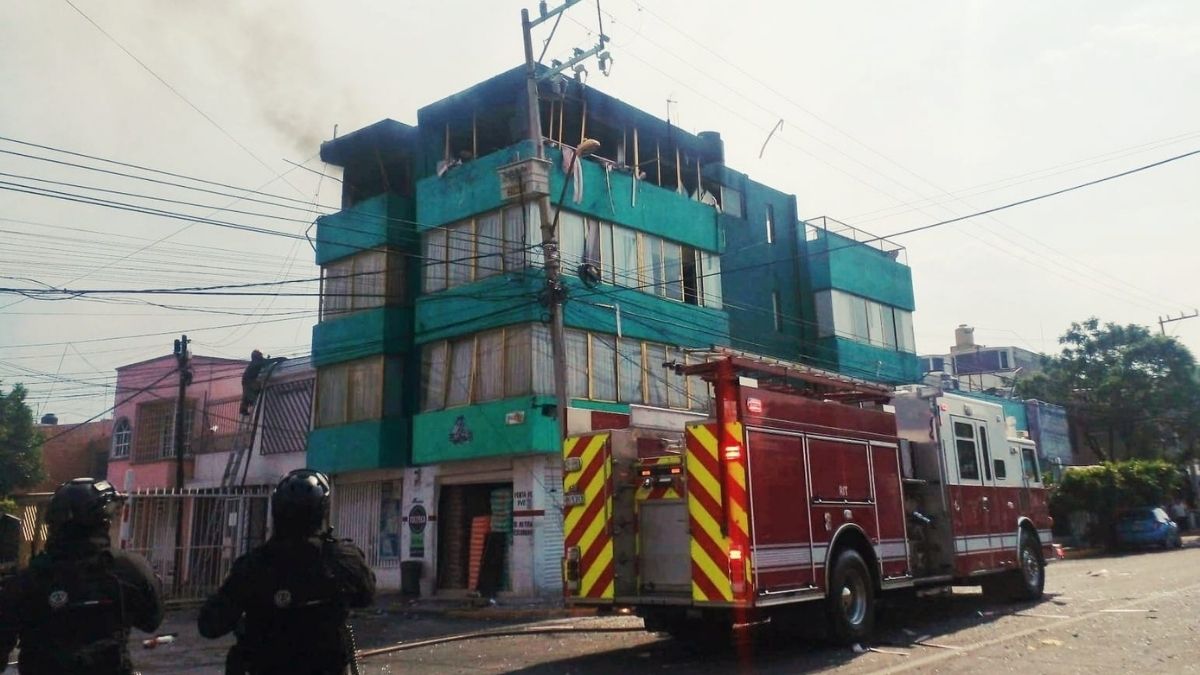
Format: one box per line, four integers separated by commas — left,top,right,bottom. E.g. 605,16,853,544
562,433,615,601
745,429,814,592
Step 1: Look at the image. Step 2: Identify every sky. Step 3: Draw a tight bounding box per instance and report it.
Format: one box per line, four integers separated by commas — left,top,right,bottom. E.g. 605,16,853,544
1,0,1198,422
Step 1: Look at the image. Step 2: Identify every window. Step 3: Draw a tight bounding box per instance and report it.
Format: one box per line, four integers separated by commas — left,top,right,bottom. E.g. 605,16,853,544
261,379,314,455
720,185,744,218
765,204,775,244
612,226,639,287
475,212,503,279
418,325,708,413
994,458,1007,480
662,240,683,301
316,357,383,427
446,338,475,406
422,326,548,412
320,249,400,320
446,221,475,287
502,205,528,270
816,289,916,353
425,230,447,292
558,211,586,268
565,329,589,400
133,400,195,461
421,342,448,412
978,424,992,481
617,338,643,403
591,334,617,401
1022,447,1041,483
112,418,131,459
772,291,783,331
700,252,722,308
645,344,669,406
475,330,504,401
999,350,1010,370
953,421,979,481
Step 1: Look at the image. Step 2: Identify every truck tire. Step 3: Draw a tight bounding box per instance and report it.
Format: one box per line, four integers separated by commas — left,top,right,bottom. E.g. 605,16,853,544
1010,528,1045,601
825,549,875,645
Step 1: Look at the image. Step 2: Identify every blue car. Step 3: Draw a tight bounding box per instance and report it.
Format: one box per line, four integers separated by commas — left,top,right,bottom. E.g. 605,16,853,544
1115,507,1183,550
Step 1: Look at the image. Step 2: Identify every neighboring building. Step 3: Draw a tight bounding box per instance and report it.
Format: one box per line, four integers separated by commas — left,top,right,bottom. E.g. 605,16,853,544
106,354,248,491
309,66,922,596
104,351,313,601
191,356,315,489
920,324,1041,395
32,414,112,491
920,326,1083,469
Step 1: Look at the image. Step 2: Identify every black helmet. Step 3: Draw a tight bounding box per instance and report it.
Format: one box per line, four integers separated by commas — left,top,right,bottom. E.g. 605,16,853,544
46,477,126,536
271,469,331,537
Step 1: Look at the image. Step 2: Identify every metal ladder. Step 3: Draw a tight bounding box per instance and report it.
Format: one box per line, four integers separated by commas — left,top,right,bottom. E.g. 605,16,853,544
219,360,283,487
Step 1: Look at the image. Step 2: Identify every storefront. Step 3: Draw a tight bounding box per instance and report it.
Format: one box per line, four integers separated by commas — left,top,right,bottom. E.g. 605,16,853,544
329,468,405,589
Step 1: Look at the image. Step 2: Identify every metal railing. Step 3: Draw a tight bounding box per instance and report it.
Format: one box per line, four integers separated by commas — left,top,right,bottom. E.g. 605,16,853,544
805,215,908,266
122,487,270,603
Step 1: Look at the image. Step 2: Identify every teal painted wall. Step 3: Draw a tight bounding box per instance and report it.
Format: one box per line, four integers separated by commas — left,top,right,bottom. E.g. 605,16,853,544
414,270,730,348
315,193,416,266
411,395,560,464
809,336,922,384
415,143,720,252
808,230,915,311
312,307,413,367
307,417,409,474
718,173,808,361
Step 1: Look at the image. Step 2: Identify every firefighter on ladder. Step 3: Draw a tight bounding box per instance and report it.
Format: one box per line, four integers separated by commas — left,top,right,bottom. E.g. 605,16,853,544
240,350,286,416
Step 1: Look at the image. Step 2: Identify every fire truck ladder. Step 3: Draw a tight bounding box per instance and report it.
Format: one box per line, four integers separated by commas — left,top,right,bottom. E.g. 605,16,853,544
219,360,283,487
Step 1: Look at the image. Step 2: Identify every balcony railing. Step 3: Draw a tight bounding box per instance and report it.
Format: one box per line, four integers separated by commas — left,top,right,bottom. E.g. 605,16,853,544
806,216,908,266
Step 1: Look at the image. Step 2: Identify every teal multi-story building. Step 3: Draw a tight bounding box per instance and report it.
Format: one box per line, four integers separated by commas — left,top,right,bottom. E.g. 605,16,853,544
307,67,920,595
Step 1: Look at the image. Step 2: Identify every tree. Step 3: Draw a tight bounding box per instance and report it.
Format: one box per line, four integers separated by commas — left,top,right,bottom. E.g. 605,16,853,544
1018,318,1200,461
0,383,43,496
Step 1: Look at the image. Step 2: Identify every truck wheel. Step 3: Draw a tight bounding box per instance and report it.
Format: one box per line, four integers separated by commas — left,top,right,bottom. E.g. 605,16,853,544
1010,529,1045,601
825,549,875,645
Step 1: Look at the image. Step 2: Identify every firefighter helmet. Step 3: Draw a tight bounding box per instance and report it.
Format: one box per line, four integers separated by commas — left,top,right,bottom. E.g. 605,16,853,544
271,469,331,536
45,477,126,535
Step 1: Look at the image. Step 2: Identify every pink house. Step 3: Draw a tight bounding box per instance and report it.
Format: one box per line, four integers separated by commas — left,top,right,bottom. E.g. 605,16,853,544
106,354,247,491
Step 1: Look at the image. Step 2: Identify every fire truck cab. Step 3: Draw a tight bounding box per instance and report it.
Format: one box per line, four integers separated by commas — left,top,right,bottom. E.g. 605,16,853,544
561,351,1051,644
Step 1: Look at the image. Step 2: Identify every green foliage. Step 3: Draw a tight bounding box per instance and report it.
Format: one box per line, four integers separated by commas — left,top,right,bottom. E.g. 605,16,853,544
1018,317,1200,461
0,383,44,496
1049,459,1181,545
0,497,16,515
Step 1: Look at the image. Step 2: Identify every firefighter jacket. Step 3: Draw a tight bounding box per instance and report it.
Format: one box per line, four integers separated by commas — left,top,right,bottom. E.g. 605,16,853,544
0,534,163,674
198,533,376,675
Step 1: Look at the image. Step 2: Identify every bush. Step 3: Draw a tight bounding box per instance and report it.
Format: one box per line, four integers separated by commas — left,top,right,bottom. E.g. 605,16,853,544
1049,460,1181,546
0,498,16,516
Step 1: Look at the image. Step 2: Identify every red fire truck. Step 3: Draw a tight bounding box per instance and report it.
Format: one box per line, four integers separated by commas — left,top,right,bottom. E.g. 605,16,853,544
561,351,1052,643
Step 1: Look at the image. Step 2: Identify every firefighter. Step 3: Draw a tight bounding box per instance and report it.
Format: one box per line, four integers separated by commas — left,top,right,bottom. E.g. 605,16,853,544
0,478,163,674
198,469,376,675
239,350,285,416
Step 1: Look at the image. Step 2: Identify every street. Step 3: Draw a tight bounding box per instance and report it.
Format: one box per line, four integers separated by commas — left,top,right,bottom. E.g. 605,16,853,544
128,540,1200,674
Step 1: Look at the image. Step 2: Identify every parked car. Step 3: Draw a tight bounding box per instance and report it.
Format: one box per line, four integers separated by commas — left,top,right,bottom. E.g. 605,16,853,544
1115,507,1183,550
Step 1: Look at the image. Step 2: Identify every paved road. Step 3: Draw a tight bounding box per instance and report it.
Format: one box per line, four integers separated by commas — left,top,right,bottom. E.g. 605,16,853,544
128,540,1200,674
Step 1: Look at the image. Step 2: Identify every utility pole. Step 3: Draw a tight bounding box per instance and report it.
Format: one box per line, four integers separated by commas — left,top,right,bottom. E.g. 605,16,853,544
520,0,606,438
172,335,191,591
1158,310,1199,335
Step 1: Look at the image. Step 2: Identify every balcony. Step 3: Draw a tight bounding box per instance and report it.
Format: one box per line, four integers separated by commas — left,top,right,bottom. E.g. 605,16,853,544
416,142,720,253
315,193,416,266
806,217,914,312
312,306,414,367
307,417,410,474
